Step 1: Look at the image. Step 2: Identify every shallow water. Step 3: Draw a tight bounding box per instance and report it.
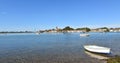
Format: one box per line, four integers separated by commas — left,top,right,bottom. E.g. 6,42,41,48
0,32,119,63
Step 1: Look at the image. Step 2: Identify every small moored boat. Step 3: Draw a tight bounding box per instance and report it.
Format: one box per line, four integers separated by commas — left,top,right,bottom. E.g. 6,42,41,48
84,45,111,54
80,34,89,37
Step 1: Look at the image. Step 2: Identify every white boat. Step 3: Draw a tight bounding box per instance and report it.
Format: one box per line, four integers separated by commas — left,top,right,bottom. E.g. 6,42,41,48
35,32,40,35
80,33,89,36
84,45,111,54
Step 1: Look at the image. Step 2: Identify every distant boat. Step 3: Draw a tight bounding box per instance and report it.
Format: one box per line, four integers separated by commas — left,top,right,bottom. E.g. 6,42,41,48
84,45,111,54
35,32,40,35
85,51,109,59
80,33,89,37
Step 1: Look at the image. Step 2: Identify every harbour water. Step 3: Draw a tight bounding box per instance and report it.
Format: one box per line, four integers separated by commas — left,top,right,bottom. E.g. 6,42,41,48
0,32,120,63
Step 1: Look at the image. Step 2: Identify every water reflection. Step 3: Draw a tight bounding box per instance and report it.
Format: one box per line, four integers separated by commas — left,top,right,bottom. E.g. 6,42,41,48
85,50,109,60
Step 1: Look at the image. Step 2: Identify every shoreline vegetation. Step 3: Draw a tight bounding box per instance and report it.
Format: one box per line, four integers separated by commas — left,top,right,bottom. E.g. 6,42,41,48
36,26,120,33
1,26,120,34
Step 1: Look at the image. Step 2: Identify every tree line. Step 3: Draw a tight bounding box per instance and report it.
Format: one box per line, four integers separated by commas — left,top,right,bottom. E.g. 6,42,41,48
62,26,91,32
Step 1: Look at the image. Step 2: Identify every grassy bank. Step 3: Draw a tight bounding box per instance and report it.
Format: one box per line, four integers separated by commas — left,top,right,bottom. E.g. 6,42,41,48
107,56,120,63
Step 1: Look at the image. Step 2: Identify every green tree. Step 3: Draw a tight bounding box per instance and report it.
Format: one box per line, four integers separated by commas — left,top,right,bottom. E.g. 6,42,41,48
85,27,91,32
63,26,74,30
76,27,91,32
100,27,109,32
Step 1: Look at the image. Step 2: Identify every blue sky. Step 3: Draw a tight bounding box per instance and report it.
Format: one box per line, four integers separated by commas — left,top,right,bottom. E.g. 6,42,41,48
0,0,120,31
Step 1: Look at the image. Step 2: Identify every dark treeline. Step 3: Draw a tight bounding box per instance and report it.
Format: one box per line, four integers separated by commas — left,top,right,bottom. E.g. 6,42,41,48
0,31,34,33
62,26,91,32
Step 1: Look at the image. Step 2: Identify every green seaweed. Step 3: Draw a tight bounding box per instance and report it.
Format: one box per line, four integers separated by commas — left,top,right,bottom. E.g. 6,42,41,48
107,56,120,63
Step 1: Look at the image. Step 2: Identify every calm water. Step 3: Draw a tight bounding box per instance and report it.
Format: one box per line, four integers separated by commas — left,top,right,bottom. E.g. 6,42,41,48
0,32,120,63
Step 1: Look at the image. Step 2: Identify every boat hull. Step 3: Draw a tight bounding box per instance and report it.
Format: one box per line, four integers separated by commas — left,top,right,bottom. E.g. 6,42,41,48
84,45,111,54
80,34,89,36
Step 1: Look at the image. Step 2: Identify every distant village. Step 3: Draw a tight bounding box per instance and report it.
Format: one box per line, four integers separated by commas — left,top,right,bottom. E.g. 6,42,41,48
0,26,120,34
36,26,120,33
